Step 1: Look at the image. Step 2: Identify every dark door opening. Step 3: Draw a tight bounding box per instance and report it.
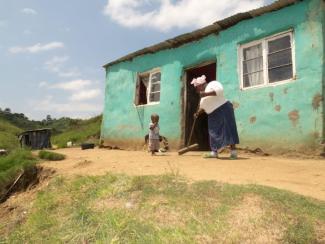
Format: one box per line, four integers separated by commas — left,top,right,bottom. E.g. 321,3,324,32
185,62,216,150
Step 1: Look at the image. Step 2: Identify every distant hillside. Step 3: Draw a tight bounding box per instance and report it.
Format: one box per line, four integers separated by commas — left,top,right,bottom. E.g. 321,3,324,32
0,108,102,150
0,119,22,150
52,115,102,148
0,109,80,134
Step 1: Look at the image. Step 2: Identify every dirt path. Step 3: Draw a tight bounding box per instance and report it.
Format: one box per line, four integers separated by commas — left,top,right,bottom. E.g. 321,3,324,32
42,148,325,201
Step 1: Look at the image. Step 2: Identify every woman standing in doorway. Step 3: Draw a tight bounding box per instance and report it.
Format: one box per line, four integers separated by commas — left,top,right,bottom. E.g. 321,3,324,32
192,75,239,159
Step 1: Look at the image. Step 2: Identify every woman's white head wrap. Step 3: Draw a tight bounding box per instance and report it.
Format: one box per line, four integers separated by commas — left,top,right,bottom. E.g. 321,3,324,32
191,75,206,87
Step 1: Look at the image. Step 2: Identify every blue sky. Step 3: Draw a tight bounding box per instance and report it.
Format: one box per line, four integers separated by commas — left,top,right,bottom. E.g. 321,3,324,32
0,0,272,120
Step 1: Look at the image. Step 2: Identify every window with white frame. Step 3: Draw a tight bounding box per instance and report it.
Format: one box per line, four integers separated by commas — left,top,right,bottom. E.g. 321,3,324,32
239,31,294,89
134,69,161,106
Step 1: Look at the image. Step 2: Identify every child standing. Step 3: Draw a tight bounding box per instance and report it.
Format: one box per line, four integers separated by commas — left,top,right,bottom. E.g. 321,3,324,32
149,113,160,155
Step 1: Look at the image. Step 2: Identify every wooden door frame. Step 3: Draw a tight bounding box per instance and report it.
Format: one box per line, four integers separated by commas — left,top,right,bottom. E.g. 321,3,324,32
180,60,217,148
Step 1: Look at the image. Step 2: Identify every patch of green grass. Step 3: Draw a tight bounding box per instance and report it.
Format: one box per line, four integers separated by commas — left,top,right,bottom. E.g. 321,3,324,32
0,150,37,196
0,119,22,150
3,173,325,243
52,115,101,148
283,217,316,244
38,150,65,161
247,184,325,221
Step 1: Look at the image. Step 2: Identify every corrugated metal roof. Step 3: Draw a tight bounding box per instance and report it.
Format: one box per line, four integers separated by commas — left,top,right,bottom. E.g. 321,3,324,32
19,128,51,135
103,0,301,68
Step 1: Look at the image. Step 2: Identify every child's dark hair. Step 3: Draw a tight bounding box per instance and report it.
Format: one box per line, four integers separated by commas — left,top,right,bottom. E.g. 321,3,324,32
151,113,159,120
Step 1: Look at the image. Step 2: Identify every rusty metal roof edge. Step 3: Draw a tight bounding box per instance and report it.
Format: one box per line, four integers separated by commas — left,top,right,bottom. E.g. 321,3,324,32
19,128,52,135
103,0,301,68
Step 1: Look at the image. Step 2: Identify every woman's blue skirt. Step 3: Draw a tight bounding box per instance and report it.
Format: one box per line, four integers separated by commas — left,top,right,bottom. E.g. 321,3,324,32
208,101,239,151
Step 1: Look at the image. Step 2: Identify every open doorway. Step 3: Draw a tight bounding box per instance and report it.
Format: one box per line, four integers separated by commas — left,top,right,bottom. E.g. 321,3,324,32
185,62,216,150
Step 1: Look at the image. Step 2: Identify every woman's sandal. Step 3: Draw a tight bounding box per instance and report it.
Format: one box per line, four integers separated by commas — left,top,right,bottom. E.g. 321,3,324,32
230,153,237,160
203,153,218,158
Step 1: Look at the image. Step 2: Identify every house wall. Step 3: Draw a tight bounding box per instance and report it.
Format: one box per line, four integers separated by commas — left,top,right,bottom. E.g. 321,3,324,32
217,0,324,153
101,35,218,149
101,0,324,152
322,0,325,145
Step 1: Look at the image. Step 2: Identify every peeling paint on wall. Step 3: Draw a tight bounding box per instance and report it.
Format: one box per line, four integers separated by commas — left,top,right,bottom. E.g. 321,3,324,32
312,93,323,110
269,92,274,102
288,110,300,127
283,88,288,94
249,116,256,124
275,105,281,112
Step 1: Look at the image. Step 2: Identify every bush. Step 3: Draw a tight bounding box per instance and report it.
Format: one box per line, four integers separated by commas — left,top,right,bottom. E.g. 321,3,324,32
0,150,37,196
38,151,65,161
0,119,22,150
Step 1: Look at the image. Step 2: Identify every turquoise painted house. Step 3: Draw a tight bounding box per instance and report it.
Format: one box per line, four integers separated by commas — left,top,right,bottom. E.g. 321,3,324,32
101,0,325,153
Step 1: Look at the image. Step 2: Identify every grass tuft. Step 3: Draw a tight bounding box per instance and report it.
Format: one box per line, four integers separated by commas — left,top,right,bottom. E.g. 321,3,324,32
283,217,316,244
38,150,65,161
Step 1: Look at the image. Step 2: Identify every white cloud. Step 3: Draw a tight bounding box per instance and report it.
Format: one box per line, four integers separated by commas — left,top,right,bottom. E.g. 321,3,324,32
44,56,81,78
104,0,267,31
9,42,64,54
21,8,37,15
70,89,101,101
44,55,69,72
58,68,81,78
36,78,103,117
49,79,93,91
32,96,102,113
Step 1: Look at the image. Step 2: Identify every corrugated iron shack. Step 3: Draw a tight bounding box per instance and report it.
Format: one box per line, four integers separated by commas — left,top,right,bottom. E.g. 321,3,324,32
19,129,52,150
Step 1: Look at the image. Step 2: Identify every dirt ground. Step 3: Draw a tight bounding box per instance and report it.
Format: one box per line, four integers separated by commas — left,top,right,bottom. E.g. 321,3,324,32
41,148,325,201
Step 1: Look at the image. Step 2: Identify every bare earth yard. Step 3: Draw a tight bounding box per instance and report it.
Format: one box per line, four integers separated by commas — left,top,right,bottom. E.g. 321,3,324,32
42,148,325,201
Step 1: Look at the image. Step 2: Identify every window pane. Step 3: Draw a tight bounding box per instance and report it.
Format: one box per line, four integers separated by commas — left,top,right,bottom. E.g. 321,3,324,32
268,49,292,68
149,92,160,102
243,44,262,60
151,72,161,83
243,57,263,74
243,71,264,88
269,65,293,83
151,83,160,92
268,35,291,53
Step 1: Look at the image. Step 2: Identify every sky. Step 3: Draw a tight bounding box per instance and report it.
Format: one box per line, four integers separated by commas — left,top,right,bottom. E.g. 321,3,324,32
0,0,273,120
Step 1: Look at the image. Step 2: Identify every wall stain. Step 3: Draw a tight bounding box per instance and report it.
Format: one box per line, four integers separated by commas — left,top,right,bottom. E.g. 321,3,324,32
312,93,323,110
288,110,299,127
232,101,240,110
283,88,288,94
274,105,281,112
313,131,320,139
269,92,274,102
250,116,256,124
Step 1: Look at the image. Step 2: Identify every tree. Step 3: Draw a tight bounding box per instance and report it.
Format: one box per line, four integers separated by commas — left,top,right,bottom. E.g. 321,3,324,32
4,108,11,114
46,115,52,122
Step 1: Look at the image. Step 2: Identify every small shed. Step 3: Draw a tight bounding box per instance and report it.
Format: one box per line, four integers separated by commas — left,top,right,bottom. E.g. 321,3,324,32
19,129,52,150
